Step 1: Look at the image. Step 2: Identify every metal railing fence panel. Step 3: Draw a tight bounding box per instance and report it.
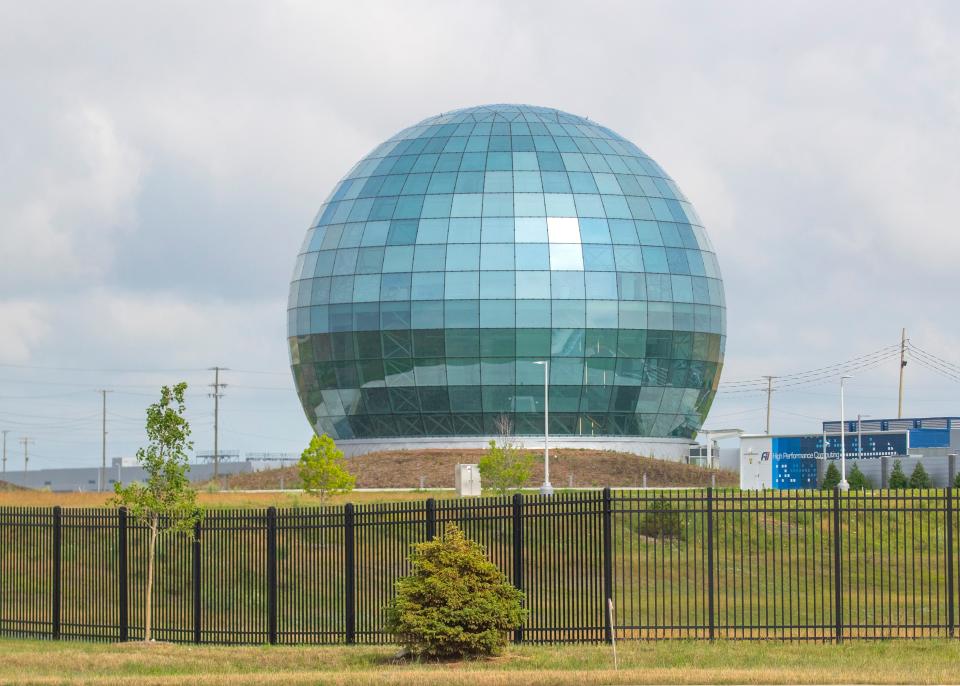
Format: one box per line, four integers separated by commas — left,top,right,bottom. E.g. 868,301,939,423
276,506,346,644
611,489,709,639
199,510,268,644
60,508,120,641
352,501,423,644
0,508,53,639
0,488,957,645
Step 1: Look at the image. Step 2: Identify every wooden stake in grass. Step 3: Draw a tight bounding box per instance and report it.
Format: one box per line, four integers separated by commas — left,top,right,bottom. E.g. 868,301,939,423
608,598,618,671
112,382,203,642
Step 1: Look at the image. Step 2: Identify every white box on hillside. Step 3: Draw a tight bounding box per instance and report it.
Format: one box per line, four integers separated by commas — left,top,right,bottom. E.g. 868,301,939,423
455,463,481,497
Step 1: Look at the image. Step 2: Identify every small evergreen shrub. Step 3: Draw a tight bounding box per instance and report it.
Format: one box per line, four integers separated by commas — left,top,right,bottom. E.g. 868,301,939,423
909,462,932,489
385,525,525,659
847,464,872,491
888,460,908,489
821,463,841,490
639,496,683,538
953,470,960,489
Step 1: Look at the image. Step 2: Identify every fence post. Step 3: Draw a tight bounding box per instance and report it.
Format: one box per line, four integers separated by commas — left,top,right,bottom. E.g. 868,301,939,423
344,503,356,645
947,487,955,637
832,487,843,643
602,487,613,644
267,506,278,645
118,507,128,642
192,520,201,645
425,498,436,541
52,506,61,640
512,493,523,644
706,487,715,640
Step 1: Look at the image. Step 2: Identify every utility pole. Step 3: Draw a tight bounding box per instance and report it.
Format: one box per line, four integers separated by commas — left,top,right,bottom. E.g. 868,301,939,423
897,328,907,419
1,430,8,488
209,367,228,481
762,376,776,434
98,390,112,492
19,437,34,487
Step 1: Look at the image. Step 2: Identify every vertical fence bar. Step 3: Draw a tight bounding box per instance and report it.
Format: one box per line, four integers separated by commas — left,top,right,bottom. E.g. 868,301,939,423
51,506,61,640
344,503,355,645
947,487,955,638
832,487,843,643
706,487,715,640
602,487,613,644
118,507,128,642
192,520,202,645
512,493,523,644
426,498,436,541
267,506,278,645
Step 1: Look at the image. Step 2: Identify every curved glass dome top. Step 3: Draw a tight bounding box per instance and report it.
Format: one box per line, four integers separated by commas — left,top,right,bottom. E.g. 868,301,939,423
288,104,725,441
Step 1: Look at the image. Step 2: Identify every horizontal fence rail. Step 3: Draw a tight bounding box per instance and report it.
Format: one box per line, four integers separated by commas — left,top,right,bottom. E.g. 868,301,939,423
0,488,958,644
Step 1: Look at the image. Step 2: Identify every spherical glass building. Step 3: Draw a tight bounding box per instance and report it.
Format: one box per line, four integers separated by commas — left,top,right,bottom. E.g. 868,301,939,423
288,104,725,456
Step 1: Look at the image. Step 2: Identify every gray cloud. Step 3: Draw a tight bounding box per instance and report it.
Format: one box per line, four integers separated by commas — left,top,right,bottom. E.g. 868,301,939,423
2,0,959,467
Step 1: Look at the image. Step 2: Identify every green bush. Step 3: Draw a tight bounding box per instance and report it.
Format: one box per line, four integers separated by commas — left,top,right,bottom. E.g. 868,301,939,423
821,463,841,490
847,464,872,490
478,439,535,496
639,496,682,538
385,525,525,659
888,460,908,489
909,462,932,489
954,470,960,488
298,434,355,502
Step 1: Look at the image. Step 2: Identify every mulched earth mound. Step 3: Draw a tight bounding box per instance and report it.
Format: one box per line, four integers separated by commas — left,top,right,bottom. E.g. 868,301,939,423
220,448,737,490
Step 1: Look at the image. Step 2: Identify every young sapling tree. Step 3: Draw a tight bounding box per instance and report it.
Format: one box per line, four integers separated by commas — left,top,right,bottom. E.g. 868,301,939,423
298,434,355,503
112,382,202,642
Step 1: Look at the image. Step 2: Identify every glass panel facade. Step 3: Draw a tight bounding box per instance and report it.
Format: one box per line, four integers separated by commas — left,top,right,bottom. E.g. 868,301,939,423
289,104,726,440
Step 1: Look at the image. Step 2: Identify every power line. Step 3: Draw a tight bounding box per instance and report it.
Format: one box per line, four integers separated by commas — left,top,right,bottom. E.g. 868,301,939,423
716,349,901,394
909,355,960,384
907,343,960,375
718,343,901,388
0,362,207,373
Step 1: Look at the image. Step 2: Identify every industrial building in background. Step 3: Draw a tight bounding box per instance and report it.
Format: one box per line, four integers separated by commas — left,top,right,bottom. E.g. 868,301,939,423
287,104,726,459
739,416,960,489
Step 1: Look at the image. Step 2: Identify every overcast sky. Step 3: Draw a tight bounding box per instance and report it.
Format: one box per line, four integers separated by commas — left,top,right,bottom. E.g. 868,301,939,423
2,0,959,470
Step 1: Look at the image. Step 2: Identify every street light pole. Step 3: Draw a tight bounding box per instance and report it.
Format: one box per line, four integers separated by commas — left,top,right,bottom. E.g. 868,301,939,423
839,376,852,491
534,360,553,496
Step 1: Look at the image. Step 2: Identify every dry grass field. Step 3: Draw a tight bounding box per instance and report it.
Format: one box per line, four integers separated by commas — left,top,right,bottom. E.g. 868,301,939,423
0,448,734,508
215,447,737,490
1,637,958,685
0,488,456,509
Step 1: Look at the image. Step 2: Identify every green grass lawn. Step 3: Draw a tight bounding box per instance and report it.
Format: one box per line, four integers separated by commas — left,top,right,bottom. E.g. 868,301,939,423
1,637,959,685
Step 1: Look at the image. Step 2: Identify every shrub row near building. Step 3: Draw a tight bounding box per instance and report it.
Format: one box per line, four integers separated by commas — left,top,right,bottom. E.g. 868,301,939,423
819,460,947,491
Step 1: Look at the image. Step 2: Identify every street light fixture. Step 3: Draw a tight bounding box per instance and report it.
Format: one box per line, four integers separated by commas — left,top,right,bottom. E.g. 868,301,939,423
533,360,553,496
839,376,852,492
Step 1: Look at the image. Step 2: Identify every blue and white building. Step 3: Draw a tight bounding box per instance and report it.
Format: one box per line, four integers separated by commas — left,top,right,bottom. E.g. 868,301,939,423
739,416,960,490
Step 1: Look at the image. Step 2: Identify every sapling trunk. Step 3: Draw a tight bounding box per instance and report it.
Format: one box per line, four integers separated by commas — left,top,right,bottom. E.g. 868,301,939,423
144,514,158,642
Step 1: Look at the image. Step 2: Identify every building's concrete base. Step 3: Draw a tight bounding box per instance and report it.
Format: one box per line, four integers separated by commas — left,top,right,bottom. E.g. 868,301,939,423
335,436,695,461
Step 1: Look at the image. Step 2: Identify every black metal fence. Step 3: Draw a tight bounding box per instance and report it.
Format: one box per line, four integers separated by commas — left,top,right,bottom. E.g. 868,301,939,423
1,488,958,644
